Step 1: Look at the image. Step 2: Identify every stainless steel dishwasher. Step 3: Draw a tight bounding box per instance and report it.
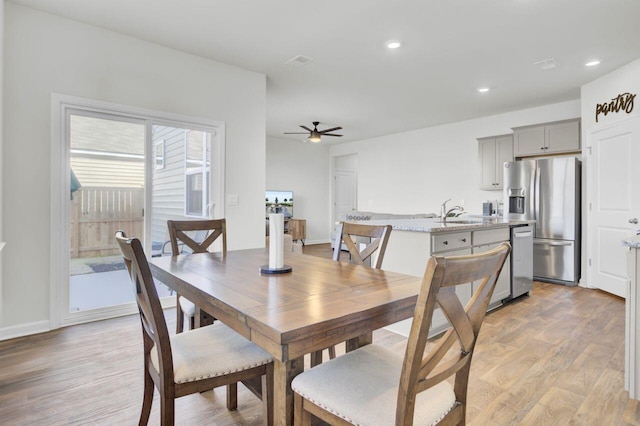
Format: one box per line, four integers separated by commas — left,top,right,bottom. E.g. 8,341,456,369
511,224,533,298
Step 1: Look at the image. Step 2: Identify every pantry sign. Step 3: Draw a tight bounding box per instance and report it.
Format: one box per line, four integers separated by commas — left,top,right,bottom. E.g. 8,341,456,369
595,92,635,122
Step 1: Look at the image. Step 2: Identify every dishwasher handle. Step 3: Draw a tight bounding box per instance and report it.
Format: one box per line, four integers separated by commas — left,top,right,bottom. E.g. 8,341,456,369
533,240,572,247
514,231,532,238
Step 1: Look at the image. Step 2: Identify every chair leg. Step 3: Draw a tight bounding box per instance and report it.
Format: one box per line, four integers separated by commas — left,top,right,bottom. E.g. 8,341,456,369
176,295,184,334
328,346,336,360
159,391,175,426
294,393,312,426
139,368,154,426
226,383,238,410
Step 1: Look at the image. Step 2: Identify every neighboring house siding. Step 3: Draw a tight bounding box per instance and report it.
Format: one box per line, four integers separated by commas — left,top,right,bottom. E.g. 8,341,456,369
151,126,187,246
71,156,144,188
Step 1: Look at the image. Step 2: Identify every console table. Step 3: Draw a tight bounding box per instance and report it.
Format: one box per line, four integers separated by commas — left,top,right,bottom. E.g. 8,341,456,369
287,218,306,245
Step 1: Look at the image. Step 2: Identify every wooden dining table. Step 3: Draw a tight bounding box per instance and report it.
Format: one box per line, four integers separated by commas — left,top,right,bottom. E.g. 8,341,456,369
149,248,423,426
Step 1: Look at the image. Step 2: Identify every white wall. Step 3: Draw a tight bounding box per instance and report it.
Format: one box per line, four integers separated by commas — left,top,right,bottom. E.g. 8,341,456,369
2,4,266,331
330,100,582,216
266,137,331,244
581,57,640,130
0,0,4,321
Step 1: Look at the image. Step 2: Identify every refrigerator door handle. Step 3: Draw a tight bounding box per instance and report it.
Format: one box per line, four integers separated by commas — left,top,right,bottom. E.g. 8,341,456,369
533,240,572,246
533,166,540,223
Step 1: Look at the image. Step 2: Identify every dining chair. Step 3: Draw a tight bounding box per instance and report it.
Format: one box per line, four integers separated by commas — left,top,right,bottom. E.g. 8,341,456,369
167,219,227,334
311,222,393,366
292,242,511,426
115,231,274,426
332,222,392,269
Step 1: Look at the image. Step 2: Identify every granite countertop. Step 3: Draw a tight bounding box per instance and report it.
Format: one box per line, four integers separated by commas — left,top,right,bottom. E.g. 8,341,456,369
362,217,535,233
623,236,640,248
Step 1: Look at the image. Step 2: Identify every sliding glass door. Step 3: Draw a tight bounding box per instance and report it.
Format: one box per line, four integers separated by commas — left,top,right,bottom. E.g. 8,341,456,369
53,96,225,327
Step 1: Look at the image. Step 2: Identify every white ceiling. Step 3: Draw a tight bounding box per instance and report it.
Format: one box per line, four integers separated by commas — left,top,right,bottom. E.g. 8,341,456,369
10,0,640,143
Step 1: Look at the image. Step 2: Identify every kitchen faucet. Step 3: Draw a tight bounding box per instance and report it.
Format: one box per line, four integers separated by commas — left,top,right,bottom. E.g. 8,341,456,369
440,199,464,223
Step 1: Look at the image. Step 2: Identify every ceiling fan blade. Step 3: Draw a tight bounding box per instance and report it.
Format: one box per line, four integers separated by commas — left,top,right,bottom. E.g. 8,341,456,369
319,126,342,133
284,132,310,135
323,133,343,137
300,126,313,132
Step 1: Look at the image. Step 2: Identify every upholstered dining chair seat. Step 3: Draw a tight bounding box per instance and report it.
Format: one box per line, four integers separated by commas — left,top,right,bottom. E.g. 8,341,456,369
291,345,456,426
150,323,273,385
178,297,196,318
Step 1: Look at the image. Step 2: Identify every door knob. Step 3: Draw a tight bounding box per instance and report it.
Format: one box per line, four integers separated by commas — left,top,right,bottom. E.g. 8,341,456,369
629,218,638,224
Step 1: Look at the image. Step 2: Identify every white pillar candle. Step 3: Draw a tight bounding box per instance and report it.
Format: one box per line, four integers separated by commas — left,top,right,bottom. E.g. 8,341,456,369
269,213,284,269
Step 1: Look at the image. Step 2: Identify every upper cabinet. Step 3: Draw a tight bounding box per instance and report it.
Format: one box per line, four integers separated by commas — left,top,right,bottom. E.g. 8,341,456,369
478,134,513,190
512,118,581,157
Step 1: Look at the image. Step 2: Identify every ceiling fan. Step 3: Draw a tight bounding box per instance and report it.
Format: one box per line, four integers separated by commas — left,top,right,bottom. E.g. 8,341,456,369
284,121,343,142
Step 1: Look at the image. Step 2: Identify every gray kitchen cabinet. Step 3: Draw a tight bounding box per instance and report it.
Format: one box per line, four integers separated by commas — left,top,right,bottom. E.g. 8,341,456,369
382,225,513,338
429,246,472,334
478,134,513,190
472,228,511,307
513,119,580,157
431,231,473,310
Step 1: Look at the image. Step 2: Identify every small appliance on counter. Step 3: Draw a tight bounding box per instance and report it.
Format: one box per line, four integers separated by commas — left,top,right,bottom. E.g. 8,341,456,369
482,200,503,217
482,201,493,216
503,157,581,285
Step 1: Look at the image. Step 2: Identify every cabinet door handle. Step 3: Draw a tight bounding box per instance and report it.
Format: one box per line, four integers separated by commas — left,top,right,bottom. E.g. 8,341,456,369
461,238,467,243
443,241,448,245
540,147,544,150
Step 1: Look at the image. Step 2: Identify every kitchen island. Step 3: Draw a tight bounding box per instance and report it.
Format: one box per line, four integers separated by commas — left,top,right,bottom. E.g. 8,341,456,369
361,216,534,337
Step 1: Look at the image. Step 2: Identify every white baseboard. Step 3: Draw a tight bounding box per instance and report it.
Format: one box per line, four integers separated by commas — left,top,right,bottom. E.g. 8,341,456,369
0,320,51,341
1,299,176,341
303,239,331,245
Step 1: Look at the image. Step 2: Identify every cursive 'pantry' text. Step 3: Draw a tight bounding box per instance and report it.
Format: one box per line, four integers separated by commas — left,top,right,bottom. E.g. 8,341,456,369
595,92,635,122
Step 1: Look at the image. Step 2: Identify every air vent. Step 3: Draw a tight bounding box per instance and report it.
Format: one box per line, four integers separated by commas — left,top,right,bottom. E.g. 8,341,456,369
534,58,558,71
285,55,313,67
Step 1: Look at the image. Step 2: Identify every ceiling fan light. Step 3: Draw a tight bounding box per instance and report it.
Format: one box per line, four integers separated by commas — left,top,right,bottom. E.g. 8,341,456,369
309,133,321,143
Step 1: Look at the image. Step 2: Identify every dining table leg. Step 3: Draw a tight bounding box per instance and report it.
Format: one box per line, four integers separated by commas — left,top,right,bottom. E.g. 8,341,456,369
273,356,304,426
345,331,373,352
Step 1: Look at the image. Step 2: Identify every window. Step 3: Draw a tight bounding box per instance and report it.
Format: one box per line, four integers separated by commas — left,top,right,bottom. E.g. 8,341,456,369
185,130,211,217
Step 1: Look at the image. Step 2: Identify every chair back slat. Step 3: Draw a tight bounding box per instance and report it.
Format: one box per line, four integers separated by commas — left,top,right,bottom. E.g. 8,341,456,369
396,242,510,425
332,222,392,269
168,219,227,256
436,288,475,352
115,231,174,386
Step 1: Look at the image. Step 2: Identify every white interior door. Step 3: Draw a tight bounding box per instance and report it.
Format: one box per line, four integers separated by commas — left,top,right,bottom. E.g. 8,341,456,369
334,170,357,223
588,117,640,298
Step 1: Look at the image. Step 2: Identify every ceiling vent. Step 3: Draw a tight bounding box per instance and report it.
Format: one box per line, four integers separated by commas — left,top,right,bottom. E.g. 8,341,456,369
534,58,558,71
285,55,313,67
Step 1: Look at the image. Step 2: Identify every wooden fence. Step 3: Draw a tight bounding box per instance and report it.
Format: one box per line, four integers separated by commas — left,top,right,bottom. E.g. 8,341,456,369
70,187,144,258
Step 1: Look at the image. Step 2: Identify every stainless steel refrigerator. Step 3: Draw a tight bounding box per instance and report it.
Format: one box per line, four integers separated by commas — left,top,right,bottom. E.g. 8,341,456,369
503,157,581,285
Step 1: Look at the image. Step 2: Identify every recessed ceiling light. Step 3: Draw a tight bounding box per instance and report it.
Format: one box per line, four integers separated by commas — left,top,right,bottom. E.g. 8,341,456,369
477,87,490,93
386,41,401,49
585,60,601,67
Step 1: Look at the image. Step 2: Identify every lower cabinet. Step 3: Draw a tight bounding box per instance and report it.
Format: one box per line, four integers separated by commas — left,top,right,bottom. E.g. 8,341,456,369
429,247,472,335
381,226,512,338
472,242,511,306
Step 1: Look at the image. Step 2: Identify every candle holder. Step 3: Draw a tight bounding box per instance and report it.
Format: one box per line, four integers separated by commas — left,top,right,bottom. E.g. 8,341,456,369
259,264,292,274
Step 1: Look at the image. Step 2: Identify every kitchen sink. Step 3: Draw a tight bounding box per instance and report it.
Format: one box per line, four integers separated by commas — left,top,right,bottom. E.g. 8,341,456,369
435,219,482,224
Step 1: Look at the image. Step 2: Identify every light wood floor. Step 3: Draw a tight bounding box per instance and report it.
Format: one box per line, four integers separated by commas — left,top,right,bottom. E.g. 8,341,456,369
1,244,638,425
